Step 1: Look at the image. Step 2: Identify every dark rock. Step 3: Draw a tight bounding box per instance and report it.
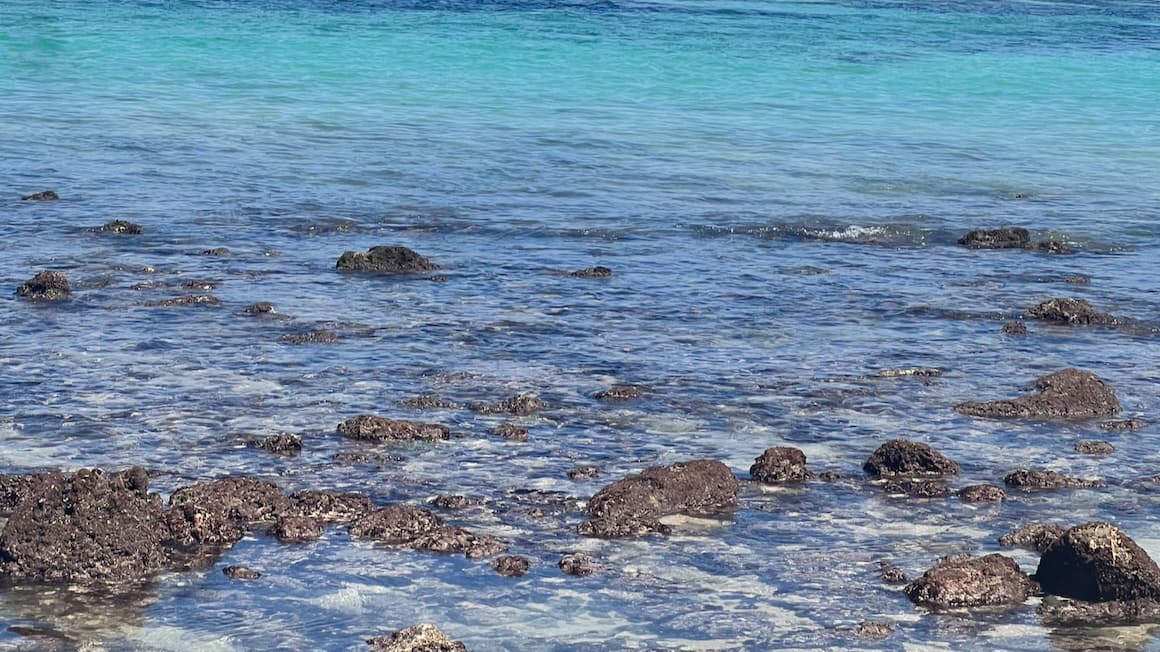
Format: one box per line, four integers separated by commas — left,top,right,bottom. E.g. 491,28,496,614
879,562,907,584
904,553,1037,609
0,468,170,583
246,434,302,457
1001,321,1029,335
337,415,450,442
409,525,506,559
0,472,66,516
222,565,261,580
816,471,842,481
1036,240,1070,254
958,228,1030,249
862,439,960,478
401,394,460,410
470,392,544,416
332,451,403,466
1038,597,1160,626
492,555,531,578
367,624,467,652
578,459,739,539
1074,440,1114,455
1036,522,1160,602
144,294,221,307
15,271,70,300
280,330,340,345
1064,275,1090,285
1101,419,1145,432
1004,469,1104,490
430,275,448,282
270,516,323,543
877,367,941,378
166,477,290,548
21,190,59,201
181,280,218,291
202,247,230,256
750,446,813,483
567,466,600,480
431,495,483,510
336,246,439,274
999,523,1066,553
288,490,373,523
593,384,647,401
881,479,950,498
244,302,276,315
855,621,893,638
1025,298,1118,326
569,266,612,278
559,553,599,577
956,484,1007,503
99,220,143,234
491,423,528,442
955,368,1120,420
349,505,442,543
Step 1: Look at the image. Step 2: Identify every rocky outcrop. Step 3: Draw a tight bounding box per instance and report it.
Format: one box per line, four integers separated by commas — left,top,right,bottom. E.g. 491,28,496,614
999,523,1065,553
431,495,484,510
593,384,647,401
1038,597,1160,626
750,447,813,483
1004,469,1104,490
246,434,302,456
270,516,323,543
401,395,460,410
854,622,893,638
862,439,959,478
578,460,739,538
492,555,531,577
559,553,599,576
410,526,506,559
958,228,1030,249
287,490,373,523
956,484,1007,503
15,271,70,300
569,266,612,278
21,190,59,201
1074,440,1114,455
337,415,450,442
336,246,439,274
904,554,1037,609
878,562,907,584
367,624,468,652
166,477,290,548
1025,298,1118,326
1036,522,1160,602
955,368,1119,419
349,505,443,543
201,247,230,256
99,220,143,234
491,423,528,442
470,393,544,415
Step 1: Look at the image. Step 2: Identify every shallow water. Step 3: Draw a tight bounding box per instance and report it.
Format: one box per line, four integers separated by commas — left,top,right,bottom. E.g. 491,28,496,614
2,0,1160,649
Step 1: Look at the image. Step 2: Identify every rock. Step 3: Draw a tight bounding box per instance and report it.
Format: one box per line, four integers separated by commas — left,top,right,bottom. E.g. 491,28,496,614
999,523,1066,553
1064,275,1090,285
166,477,291,548
955,368,1120,420
904,553,1037,609
1101,419,1145,431
958,228,1031,249
956,484,1007,503
270,516,323,543
279,331,340,345
593,385,646,401
286,490,373,523
336,246,439,274
559,553,599,577
567,466,600,480
349,505,443,543
492,555,531,577
337,415,450,442
246,434,302,457
1001,321,1029,335
1004,469,1104,490
99,220,143,234
21,190,59,201
15,271,70,300
578,459,739,538
367,624,467,652
862,439,960,478
222,565,261,580
470,392,544,415
430,275,448,282
0,472,66,516
431,495,483,510
182,280,218,291
409,525,506,559
1025,298,1118,326
880,479,950,498
401,395,460,410
144,294,221,307
331,451,403,466
491,423,528,442
854,621,893,638
1036,522,1160,602
879,562,907,584
1074,440,1114,455
750,446,813,483
1036,240,1070,254
201,247,229,256
877,368,942,378
244,302,276,315
0,468,171,583
1038,597,1160,626
569,266,612,278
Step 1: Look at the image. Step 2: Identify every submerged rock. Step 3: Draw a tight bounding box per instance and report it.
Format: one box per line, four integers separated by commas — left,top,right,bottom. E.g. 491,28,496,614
559,553,599,577
401,394,460,410
1101,419,1145,432
904,553,1037,609
854,621,893,638
222,565,261,580
1025,298,1118,326
1038,597,1160,626
491,423,528,442
470,392,544,416
569,266,612,278
878,562,907,584
1036,240,1070,254
166,477,290,548
367,624,468,652
880,479,950,498
750,446,814,483
246,434,302,457
270,516,323,543
593,384,647,401
1001,321,1029,335
567,465,600,480
336,246,439,274
999,523,1066,553
410,525,506,559
958,228,1031,249
1036,522,1160,602
492,555,531,578
862,439,960,478
954,368,1119,420
1064,274,1090,285
15,270,70,300
201,247,230,256
1074,440,1114,455
21,190,59,201
956,484,1007,503
578,459,739,538
279,330,340,345
1004,469,1104,491
877,367,941,378
144,294,221,307
99,220,143,234
336,415,450,442
431,495,484,510
244,302,276,315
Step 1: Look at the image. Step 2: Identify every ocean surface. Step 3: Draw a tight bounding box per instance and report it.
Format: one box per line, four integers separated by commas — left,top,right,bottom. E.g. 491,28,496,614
2,0,1160,649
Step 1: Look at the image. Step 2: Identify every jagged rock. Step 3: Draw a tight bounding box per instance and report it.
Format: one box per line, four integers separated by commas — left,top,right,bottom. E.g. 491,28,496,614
999,523,1065,553
492,555,531,578
1036,522,1160,602
270,516,323,543
246,434,302,457
1038,597,1160,626
559,553,599,577
336,246,439,274
431,495,483,510
956,484,1007,503
955,368,1119,420
287,490,373,523
877,368,941,378
279,330,340,345
337,415,450,442
166,477,290,548
1001,321,1029,335
349,505,442,543
1036,241,1070,254
401,394,460,410
244,302,276,315
569,266,612,278
0,472,67,516
1025,298,1118,326
1102,419,1145,431
470,393,544,415
862,439,959,478
855,621,893,638
222,565,261,580
1074,440,1114,455
750,447,813,483
410,525,506,559
201,247,230,256
958,228,1031,249
15,271,70,300
144,294,221,307
491,423,528,442
881,479,950,498
99,220,143,234
21,190,59,201
879,562,907,584
593,385,646,401
367,624,467,652
1004,469,1104,490
567,466,600,480
904,553,1037,609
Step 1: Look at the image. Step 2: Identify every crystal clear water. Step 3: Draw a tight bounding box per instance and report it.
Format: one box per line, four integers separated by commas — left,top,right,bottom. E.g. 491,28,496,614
2,0,1160,649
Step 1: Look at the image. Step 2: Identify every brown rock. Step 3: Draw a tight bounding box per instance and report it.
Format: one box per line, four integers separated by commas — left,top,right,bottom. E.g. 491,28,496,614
336,246,439,274
492,555,531,578
999,523,1066,553
1025,298,1117,326
1036,240,1070,254
1001,321,1029,335
222,565,261,580
367,624,467,652
956,484,1007,503
270,516,323,543
904,553,1037,609
855,621,893,638
166,477,290,548
750,446,813,483
1038,597,1160,626
1004,469,1104,490
409,525,506,559
431,495,483,510
470,392,544,416
862,439,960,478
349,505,442,543
337,415,450,442
1064,275,1090,285
879,562,907,584
15,271,70,300
144,294,221,307
288,490,373,523
958,228,1031,249
593,384,646,401
401,394,460,410
246,434,302,457
881,479,950,498
1074,440,1114,455
955,368,1120,419
1036,522,1160,602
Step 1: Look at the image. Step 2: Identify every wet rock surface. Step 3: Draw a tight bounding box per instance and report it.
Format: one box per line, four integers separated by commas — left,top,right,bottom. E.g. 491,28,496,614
145,294,222,307
1001,321,1029,335
1004,469,1104,491
877,367,941,378
288,490,373,523
1074,440,1114,455
431,495,484,510
569,266,612,278
337,415,450,442
15,271,70,300
246,434,302,456
349,505,443,543
750,446,813,483
958,227,1031,249
954,368,1120,420
491,423,528,442
1036,522,1160,602
270,516,323,543
201,247,230,256
559,553,599,577
166,477,290,548
578,459,739,538
1037,597,1160,626
367,624,468,652
904,553,1037,609
470,392,544,415
854,621,893,638
567,465,600,480
1101,419,1145,431
21,190,59,201
492,555,531,577
956,484,1007,503
878,562,907,584
244,302,276,315
336,246,439,274
862,439,960,478
222,565,261,580
410,525,506,559
880,479,950,498
593,384,647,401
279,330,341,345
99,220,143,234
401,394,460,410
999,523,1066,553
1025,298,1118,326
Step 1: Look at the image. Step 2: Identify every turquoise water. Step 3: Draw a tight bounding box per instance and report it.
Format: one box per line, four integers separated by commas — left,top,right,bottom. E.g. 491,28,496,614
2,0,1160,649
